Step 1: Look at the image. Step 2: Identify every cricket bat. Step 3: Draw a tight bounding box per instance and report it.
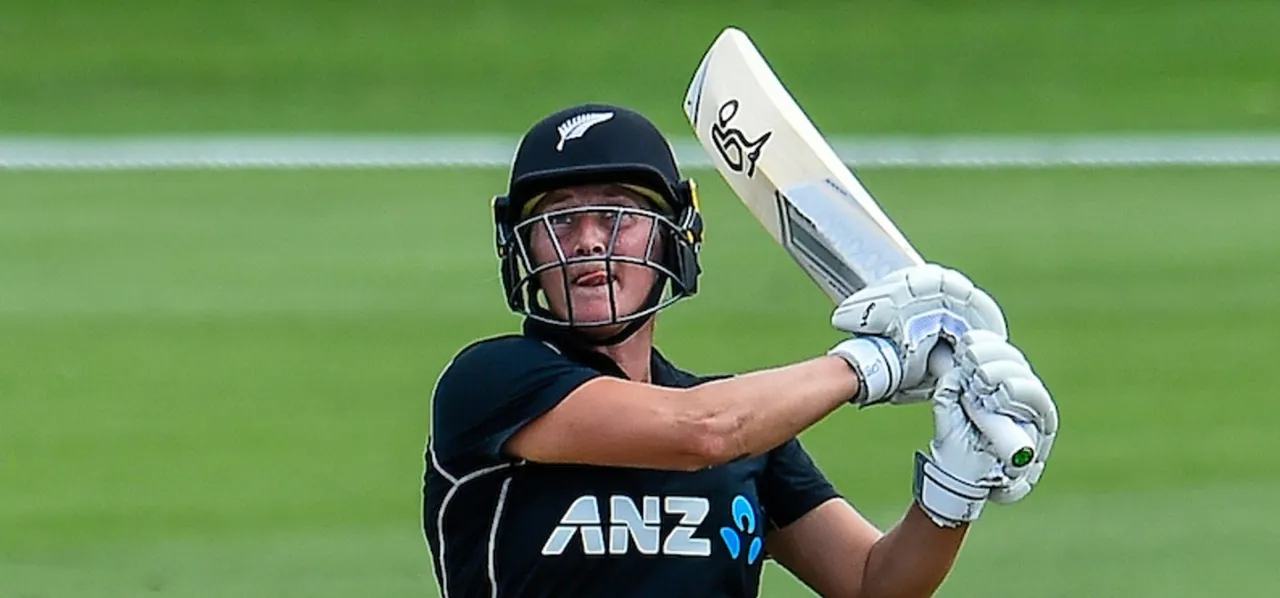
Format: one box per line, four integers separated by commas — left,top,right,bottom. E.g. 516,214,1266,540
682,27,1035,469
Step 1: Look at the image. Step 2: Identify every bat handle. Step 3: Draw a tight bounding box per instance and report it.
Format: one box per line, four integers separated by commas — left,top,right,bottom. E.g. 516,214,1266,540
927,344,1036,470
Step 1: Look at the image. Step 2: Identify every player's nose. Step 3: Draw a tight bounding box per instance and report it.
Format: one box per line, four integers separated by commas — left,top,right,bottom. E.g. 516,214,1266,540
569,215,613,256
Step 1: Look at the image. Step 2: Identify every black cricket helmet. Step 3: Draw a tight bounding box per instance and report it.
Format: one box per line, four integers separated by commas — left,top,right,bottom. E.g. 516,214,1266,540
491,103,705,344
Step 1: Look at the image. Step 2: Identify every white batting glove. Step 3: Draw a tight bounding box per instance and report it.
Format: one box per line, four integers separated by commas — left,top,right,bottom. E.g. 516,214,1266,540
913,331,1060,528
831,264,1006,406
953,330,1060,505
912,367,1004,528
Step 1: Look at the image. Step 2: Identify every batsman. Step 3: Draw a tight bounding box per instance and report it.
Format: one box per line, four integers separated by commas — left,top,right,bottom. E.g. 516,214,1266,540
423,103,1060,598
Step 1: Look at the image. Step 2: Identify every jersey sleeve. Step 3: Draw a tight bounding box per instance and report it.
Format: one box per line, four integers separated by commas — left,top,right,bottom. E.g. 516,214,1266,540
760,437,842,530
430,336,604,471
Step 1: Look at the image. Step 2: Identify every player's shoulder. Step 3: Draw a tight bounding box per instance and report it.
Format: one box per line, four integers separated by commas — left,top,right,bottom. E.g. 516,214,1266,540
438,333,568,379
460,332,567,359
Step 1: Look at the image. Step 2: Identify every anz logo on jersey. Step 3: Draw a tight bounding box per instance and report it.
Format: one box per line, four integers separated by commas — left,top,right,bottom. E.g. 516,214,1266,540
540,494,764,561
719,494,764,564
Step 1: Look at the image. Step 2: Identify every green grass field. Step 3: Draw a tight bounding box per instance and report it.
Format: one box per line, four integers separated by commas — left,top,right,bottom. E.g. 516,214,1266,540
3,166,1278,597
4,0,1280,595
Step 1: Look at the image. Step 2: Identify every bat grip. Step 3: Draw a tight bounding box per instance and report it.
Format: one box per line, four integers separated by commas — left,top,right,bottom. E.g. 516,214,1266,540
927,344,1036,470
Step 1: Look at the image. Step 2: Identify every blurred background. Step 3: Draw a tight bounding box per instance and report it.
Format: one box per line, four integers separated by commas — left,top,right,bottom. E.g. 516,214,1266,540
2,0,1279,596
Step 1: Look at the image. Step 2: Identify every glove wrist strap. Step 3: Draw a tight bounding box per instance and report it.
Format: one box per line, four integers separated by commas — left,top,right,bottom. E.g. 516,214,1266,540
828,337,901,405
912,451,989,528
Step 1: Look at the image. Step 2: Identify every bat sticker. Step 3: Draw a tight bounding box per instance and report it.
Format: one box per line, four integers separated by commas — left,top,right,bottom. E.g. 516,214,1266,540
774,190,864,299
711,99,772,178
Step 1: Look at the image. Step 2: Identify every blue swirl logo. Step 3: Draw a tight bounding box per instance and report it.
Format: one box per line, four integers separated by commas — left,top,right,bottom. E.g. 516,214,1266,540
719,495,762,564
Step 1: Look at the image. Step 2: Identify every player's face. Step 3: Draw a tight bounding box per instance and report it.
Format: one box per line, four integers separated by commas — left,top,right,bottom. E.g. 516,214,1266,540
525,184,665,330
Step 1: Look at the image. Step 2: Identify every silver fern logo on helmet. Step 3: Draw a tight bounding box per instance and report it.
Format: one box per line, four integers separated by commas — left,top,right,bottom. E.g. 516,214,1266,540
556,112,615,151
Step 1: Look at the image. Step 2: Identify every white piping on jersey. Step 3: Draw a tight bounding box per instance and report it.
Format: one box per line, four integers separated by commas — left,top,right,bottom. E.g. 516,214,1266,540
426,354,523,598
436,461,522,598
487,476,514,598
430,441,459,485
425,344,548,597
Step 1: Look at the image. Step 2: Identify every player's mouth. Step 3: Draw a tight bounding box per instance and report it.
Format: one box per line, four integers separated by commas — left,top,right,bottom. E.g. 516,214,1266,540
573,271,614,288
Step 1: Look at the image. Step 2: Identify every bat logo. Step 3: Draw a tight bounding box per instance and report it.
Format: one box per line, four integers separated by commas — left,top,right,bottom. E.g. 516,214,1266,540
711,99,772,178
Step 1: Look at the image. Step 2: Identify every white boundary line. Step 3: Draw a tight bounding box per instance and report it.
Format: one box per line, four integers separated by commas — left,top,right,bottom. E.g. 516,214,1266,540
3,134,1280,170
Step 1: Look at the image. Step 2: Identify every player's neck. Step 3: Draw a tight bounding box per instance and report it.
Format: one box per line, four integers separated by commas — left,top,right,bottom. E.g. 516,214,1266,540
593,322,655,383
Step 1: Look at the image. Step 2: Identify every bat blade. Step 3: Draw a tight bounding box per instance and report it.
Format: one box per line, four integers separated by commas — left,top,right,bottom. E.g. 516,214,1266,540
682,27,1036,471
682,26,921,302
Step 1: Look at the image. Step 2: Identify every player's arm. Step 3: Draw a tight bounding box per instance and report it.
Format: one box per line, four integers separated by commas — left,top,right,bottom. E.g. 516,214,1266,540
751,437,963,598
507,350,877,471
432,334,894,473
765,500,966,598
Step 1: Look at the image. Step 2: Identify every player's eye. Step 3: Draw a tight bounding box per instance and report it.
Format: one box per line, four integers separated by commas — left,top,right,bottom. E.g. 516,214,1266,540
547,213,575,228
603,210,641,228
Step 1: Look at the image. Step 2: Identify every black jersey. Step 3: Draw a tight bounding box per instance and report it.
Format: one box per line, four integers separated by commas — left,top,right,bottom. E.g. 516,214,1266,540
423,322,841,598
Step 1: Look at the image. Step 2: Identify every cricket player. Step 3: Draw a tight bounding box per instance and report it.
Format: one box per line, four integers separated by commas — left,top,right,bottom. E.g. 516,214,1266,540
423,103,1058,598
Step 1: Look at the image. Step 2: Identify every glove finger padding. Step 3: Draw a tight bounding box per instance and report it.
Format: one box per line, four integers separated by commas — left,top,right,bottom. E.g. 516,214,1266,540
951,332,1060,504
962,285,1007,339
835,265,1006,338
956,330,1029,372
936,267,1008,338
970,360,1059,438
